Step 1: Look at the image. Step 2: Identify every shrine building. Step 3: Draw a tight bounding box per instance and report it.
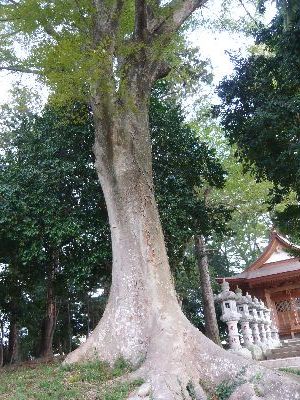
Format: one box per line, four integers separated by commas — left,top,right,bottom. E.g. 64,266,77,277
217,231,300,339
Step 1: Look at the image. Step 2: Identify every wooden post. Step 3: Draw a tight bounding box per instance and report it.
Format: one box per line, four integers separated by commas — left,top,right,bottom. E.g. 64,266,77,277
264,289,279,327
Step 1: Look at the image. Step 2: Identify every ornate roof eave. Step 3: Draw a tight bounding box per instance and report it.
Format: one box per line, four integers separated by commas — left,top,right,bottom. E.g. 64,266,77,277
244,230,300,272
216,269,300,287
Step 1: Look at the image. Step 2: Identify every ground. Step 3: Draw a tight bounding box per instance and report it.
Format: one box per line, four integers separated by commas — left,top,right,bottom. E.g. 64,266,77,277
1,358,300,400
0,358,142,400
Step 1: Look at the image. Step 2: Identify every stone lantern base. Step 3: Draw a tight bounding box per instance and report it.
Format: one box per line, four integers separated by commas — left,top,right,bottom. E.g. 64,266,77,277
228,347,252,359
247,344,264,360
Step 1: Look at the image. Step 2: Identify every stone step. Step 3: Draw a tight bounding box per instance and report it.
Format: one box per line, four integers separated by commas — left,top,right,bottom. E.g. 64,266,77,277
281,339,300,347
273,344,300,352
261,356,300,369
267,350,300,360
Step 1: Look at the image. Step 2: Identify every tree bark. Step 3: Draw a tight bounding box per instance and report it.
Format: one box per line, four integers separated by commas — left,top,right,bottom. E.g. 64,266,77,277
39,257,58,359
86,294,90,339
194,235,221,346
67,299,72,354
0,320,3,367
64,2,300,398
64,83,300,399
8,317,19,364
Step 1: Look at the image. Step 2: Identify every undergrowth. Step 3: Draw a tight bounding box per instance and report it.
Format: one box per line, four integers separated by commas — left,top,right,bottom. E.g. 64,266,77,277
0,357,142,400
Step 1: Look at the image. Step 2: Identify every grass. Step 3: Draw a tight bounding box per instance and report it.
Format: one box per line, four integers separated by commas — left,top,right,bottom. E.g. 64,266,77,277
0,358,143,400
206,366,249,400
279,367,300,376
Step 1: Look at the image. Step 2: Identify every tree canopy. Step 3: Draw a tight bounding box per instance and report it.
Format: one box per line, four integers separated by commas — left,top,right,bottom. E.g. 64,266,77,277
218,9,300,237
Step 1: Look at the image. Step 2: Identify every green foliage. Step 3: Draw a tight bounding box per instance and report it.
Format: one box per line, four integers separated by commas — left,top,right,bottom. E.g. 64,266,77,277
111,357,133,377
195,107,274,270
0,102,111,358
259,0,300,30
209,148,273,268
150,82,232,331
218,11,300,238
0,0,210,104
151,82,230,254
0,82,231,358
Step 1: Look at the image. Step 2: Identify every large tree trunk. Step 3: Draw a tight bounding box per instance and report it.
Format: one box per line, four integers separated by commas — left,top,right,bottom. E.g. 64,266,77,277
64,4,300,397
195,235,221,346
64,80,300,398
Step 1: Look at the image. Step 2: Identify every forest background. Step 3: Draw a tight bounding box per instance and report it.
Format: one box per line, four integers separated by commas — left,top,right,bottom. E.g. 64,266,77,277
0,0,298,367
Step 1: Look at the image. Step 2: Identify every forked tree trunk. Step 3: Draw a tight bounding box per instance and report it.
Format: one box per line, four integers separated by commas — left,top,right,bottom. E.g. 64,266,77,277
195,235,221,346
64,82,300,398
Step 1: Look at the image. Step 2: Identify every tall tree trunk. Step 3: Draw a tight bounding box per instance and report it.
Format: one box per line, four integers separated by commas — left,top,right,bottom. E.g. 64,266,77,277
8,317,19,364
194,235,221,346
67,299,72,354
64,81,300,398
0,320,3,367
39,255,58,358
86,294,90,339
64,5,300,396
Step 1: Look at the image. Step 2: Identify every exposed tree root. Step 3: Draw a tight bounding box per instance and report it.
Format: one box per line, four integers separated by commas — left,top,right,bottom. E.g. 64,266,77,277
64,314,300,399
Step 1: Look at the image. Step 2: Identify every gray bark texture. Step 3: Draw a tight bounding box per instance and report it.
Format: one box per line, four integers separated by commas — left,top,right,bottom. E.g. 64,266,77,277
195,235,221,346
39,254,58,358
8,318,19,364
64,1,300,398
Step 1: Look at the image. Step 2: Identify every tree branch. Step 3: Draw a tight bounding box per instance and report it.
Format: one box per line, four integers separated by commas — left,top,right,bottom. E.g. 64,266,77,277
41,23,60,41
0,17,21,22
135,0,148,40
237,0,260,28
151,0,208,37
111,0,125,33
0,65,41,74
93,0,124,45
0,29,21,38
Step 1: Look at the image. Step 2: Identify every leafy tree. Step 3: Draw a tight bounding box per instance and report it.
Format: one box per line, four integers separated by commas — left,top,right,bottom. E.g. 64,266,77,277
151,83,230,265
0,82,230,361
0,103,111,360
0,1,297,396
218,9,300,241
259,0,300,30
196,110,273,269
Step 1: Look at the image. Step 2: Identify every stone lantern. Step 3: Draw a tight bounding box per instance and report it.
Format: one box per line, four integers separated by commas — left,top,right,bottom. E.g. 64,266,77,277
263,306,274,348
271,324,281,348
215,281,251,358
253,297,269,351
248,296,263,348
235,287,253,348
238,292,264,360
